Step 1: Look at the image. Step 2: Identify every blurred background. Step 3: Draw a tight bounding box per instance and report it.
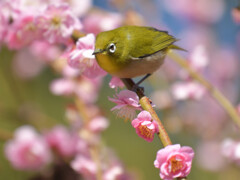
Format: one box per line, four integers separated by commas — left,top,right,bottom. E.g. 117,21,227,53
0,0,240,179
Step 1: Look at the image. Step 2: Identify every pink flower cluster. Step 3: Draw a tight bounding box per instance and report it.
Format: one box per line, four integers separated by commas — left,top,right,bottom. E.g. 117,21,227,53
4,121,129,179
0,0,122,80
109,90,159,142
1,1,82,49
5,126,51,170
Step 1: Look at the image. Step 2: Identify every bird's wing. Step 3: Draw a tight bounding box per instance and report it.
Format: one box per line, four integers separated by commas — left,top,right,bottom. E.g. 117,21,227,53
129,27,177,59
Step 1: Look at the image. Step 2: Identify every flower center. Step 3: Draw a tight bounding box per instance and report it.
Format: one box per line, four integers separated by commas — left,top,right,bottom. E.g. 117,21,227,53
138,124,153,139
169,156,184,173
51,16,62,26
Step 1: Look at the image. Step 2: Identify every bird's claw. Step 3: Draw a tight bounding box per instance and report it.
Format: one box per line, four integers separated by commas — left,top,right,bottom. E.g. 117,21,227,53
132,84,144,94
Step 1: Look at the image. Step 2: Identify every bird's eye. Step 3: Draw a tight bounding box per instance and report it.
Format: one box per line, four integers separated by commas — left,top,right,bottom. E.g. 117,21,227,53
108,43,116,53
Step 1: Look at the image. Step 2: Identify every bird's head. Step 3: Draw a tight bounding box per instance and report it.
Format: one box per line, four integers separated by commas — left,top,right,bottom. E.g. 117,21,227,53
93,30,125,62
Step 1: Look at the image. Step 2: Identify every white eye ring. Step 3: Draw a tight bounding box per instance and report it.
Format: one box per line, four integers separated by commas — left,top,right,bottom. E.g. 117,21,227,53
108,43,116,53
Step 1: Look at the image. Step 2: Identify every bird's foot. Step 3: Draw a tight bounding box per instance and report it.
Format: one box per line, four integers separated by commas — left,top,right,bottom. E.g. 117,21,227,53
132,84,144,94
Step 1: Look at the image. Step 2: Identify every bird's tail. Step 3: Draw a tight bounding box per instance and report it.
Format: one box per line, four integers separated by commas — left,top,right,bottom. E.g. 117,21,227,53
169,44,187,51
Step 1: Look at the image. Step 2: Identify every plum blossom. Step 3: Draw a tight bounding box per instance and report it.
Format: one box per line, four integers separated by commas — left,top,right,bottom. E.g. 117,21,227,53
71,155,97,179
67,33,107,78
67,0,92,17
35,3,82,44
221,138,240,166
68,34,95,68
188,44,208,71
45,126,78,157
5,126,51,170
6,15,40,49
50,78,75,96
109,76,124,89
154,144,194,180
179,44,208,79
103,165,125,180
131,111,159,142
108,90,142,120
172,81,205,100
88,116,109,133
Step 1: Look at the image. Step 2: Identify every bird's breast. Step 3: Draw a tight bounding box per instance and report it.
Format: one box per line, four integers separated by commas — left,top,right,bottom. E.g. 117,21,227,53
95,54,124,74
112,50,167,78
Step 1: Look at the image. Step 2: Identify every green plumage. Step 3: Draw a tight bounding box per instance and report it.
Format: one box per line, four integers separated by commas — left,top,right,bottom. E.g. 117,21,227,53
95,26,178,63
94,25,183,78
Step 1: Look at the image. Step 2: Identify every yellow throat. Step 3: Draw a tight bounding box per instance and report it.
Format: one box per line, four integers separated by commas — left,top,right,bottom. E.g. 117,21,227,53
95,53,125,74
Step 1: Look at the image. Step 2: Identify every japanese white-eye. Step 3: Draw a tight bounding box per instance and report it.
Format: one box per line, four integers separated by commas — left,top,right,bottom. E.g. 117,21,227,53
93,26,183,78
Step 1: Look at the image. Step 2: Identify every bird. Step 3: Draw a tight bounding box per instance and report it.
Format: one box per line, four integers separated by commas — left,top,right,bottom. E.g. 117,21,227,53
93,25,183,85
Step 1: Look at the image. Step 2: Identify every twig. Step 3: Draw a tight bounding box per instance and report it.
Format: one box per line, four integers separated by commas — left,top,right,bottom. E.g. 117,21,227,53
121,78,172,147
168,50,240,129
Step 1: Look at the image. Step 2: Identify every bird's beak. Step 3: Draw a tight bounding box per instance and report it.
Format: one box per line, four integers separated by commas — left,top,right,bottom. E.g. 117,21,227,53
92,49,105,55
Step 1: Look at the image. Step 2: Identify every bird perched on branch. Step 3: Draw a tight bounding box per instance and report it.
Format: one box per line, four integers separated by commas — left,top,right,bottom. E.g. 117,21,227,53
93,26,183,85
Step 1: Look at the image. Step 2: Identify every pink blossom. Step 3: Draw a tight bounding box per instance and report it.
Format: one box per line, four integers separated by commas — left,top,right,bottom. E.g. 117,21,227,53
67,33,107,78
103,165,124,180
62,64,81,78
11,0,49,13
0,0,21,22
83,12,123,34
131,111,159,142
50,78,75,96
108,90,142,120
45,126,78,157
221,139,240,166
232,8,240,24
81,60,107,79
188,44,208,71
179,45,208,80
88,116,109,133
221,138,236,160
5,126,51,170
68,33,95,68
109,76,124,89
172,81,205,100
68,0,92,17
71,155,97,179
35,3,82,44
154,144,194,180
6,15,40,49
